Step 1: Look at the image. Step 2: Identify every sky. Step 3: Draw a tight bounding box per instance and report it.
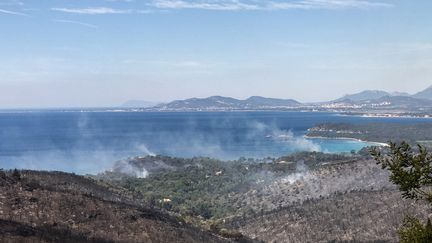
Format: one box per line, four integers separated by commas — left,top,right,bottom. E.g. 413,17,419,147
0,0,432,108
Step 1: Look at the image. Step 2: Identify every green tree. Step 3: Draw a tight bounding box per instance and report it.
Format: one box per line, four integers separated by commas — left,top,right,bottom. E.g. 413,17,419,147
371,142,432,242
398,217,432,243
371,142,432,202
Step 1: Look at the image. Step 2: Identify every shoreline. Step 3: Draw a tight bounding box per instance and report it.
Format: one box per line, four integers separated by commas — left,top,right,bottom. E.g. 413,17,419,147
337,113,432,119
304,135,389,147
0,109,431,120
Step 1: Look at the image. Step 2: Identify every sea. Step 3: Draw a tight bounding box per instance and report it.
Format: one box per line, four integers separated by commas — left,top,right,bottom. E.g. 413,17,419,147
0,111,430,174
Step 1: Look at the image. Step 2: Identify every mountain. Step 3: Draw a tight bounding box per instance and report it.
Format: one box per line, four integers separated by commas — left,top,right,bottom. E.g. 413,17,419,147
334,90,390,102
413,85,432,100
370,96,432,108
336,95,432,109
332,88,432,107
323,93,432,114
150,96,301,111
121,100,161,108
245,96,300,107
138,86,432,112
391,91,410,96
153,96,243,110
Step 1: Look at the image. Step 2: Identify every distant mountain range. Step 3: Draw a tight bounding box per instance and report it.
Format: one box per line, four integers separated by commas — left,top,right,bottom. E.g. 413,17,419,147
412,86,432,100
320,86,432,112
336,95,432,108
334,86,432,102
124,85,432,113
334,90,392,102
150,96,301,111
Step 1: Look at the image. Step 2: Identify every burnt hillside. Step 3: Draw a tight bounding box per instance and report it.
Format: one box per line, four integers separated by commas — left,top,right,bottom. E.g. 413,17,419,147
0,170,237,243
226,189,429,242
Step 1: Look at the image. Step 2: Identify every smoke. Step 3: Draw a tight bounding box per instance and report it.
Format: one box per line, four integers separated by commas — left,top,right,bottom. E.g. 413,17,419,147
281,160,311,184
0,111,158,175
232,159,395,214
110,159,149,178
251,121,321,152
282,172,310,184
272,130,321,152
1,150,120,174
0,144,155,175
135,144,156,156
0,111,367,175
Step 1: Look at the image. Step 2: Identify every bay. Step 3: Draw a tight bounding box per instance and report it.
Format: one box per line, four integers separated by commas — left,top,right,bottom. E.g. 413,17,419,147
0,111,430,174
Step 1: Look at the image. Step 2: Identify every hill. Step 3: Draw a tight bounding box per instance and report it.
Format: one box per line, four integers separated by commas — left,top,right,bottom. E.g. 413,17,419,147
1,152,429,242
121,86,432,113
391,91,410,96
332,86,430,103
323,95,432,115
227,189,427,242
413,85,432,100
149,96,301,111
307,122,432,145
244,96,300,107
362,95,432,109
334,90,390,102
98,153,428,242
0,170,237,243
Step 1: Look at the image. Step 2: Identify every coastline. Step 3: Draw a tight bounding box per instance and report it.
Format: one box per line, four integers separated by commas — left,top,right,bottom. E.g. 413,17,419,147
304,135,389,147
337,113,432,119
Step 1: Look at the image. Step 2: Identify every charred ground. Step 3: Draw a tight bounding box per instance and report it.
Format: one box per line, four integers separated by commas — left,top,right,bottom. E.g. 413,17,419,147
0,169,246,243
97,152,429,242
1,151,429,242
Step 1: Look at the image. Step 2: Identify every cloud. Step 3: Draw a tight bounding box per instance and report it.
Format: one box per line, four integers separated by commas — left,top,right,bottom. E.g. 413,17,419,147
269,0,393,10
52,19,98,29
151,0,393,11
175,61,204,67
0,0,23,6
51,7,132,14
383,43,432,53
153,0,260,10
0,8,28,16
49,0,392,15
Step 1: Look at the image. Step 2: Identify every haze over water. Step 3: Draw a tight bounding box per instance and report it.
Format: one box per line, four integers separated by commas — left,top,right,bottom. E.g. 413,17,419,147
1,111,430,174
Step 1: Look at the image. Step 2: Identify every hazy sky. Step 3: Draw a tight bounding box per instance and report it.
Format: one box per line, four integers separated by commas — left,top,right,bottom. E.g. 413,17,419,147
1,0,431,108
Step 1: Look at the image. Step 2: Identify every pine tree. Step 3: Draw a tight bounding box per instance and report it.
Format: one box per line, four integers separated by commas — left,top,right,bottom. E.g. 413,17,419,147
371,142,432,242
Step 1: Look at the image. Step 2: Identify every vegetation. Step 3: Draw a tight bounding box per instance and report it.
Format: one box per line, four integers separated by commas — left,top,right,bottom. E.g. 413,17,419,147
94,151,425,242
372,142,432,202
0,169,238,243
371,142,432,242
399,217,432,243
3,147,428,242
106,152,361,223
227,190,425,242
308,123,432,145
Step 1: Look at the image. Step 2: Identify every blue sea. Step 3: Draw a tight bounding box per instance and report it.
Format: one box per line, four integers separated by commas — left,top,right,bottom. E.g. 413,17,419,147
0,111,430,174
